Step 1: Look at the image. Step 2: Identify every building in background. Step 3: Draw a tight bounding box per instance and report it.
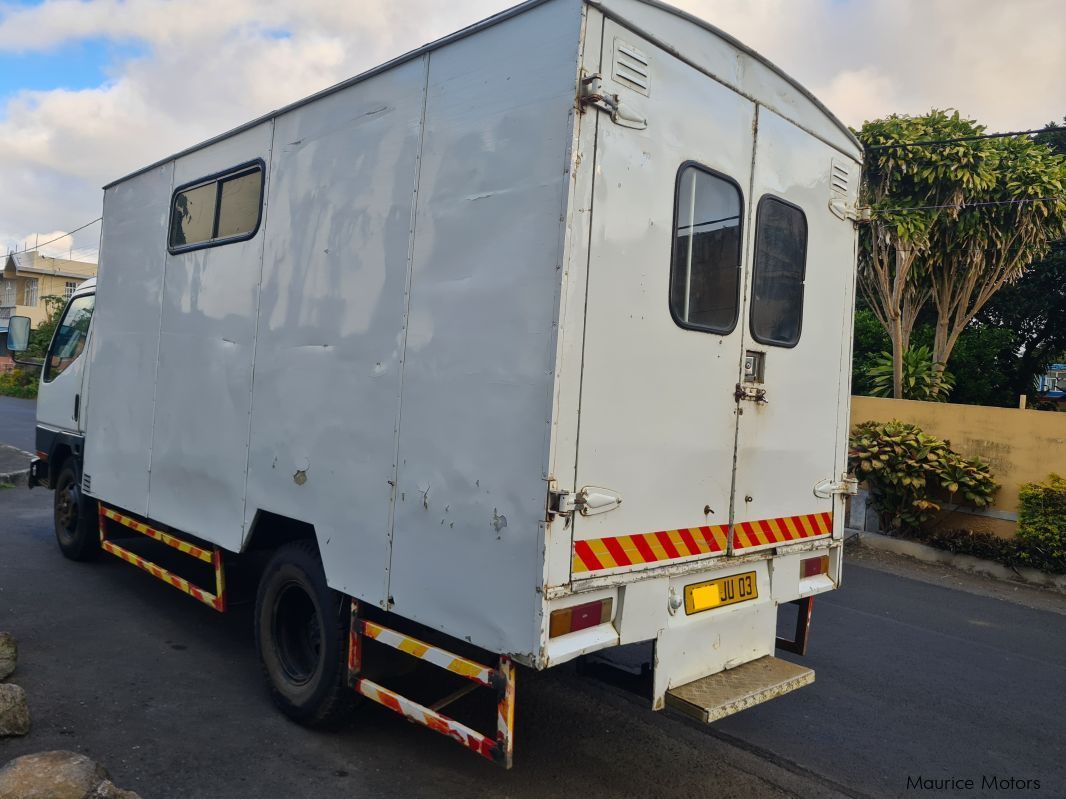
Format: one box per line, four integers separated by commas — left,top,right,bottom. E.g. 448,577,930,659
0,252,98,371
1037,362,1066,407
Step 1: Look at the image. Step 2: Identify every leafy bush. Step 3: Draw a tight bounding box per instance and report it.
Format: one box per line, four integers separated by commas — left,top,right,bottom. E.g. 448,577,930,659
911,527,1066,575
0,367,39,399
1016,474,1066,572
865,345,955,401
849,420,997,533
915,527,1023,567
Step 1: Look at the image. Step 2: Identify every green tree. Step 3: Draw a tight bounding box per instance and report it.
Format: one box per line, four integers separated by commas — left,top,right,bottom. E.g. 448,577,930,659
856,111,996,398
972,121,1066,403
27,295,66,358
924,129,1066,369
851,307,889,395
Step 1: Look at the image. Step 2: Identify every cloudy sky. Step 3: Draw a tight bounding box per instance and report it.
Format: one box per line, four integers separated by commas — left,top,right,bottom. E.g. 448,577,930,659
2,0,1064,262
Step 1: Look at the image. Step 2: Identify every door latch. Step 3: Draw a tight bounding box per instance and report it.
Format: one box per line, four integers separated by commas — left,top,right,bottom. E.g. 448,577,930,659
813,475,858,498
578,72,647,129
734,383,768,404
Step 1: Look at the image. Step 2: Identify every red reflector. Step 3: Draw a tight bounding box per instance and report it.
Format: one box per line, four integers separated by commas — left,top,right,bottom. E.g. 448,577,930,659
549,598,613,638
801,555,829,578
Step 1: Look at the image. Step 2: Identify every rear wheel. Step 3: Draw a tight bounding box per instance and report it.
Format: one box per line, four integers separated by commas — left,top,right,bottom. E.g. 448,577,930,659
54,459,98,561
254,541,355,728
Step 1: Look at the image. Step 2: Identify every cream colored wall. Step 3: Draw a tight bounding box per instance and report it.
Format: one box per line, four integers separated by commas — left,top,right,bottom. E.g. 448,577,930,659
851,396,1066,537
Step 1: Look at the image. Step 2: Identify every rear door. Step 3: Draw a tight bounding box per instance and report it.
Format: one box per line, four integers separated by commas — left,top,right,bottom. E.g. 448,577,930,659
730,109,857,553
570,19,754,579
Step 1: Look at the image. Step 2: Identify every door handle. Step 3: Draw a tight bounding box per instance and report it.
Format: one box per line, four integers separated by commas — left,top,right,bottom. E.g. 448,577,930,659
74,393,80,422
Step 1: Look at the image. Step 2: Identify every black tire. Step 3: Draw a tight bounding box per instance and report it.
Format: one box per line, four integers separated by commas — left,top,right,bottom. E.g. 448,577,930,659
254,540,355,728
53,459,98,561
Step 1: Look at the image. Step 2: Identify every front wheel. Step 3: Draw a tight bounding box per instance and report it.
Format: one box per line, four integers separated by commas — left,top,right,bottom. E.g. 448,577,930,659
54,459,98,561
254,541,355,728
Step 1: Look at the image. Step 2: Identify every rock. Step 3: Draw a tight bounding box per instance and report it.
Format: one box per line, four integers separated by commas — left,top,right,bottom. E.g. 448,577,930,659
0,684,30,737
0,752,141,799
0,633,15,681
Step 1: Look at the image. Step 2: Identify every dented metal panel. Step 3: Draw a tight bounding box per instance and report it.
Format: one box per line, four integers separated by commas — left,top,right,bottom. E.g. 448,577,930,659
146,123,274,550
83,163,174,518
243,57,429,608
388,0,585,658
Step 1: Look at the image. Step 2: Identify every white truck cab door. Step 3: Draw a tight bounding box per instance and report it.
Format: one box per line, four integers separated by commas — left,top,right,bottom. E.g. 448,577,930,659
36,292,95,436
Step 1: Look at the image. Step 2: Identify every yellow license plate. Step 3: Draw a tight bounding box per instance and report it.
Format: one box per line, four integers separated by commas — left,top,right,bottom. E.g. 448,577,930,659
684,571,758,615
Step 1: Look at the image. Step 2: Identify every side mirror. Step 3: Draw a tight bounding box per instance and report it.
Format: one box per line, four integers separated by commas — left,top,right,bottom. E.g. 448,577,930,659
6,316,30,352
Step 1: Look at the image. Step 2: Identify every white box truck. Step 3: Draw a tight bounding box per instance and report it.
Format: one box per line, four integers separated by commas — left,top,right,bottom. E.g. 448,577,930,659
11,0,861,767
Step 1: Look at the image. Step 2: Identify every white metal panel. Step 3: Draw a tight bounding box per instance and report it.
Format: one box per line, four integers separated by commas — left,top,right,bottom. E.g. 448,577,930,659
83,164,174,516
591,0,861,159
243,58,429,607
571,18,755,576
544,4,604,591
731,108,858,549
388,0,584,658
146,124,274,549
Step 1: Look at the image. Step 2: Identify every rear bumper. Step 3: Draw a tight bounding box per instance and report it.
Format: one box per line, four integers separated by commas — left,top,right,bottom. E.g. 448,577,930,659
541,540,841,706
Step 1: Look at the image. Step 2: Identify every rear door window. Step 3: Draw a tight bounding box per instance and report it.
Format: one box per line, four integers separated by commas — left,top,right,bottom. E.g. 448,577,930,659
750,197,807,347
669,165,742,334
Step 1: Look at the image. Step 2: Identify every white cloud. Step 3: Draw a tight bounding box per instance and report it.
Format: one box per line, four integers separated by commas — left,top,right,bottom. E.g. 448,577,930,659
2,0,1064,260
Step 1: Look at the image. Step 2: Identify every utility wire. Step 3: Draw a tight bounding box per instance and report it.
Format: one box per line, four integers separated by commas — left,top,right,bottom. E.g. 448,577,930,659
7,217,102,257
870,196,1065,213
867,128,1060,151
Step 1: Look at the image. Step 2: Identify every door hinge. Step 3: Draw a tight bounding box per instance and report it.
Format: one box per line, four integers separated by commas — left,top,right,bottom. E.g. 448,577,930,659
813,475,858,499
548,486,623,518
734,383,768,404
828,198,871,223
578,72,647,130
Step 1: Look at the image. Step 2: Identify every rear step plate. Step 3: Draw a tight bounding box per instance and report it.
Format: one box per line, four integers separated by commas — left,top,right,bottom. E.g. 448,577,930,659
665,656,814,723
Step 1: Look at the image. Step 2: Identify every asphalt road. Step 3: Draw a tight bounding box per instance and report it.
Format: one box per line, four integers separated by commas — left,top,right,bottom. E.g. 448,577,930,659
2,405,1065,797
0,395,35,454
3,485,1064,799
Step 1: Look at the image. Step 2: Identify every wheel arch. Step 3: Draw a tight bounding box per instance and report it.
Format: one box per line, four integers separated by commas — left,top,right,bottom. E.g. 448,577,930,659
36,427,84,490
244,509,318,554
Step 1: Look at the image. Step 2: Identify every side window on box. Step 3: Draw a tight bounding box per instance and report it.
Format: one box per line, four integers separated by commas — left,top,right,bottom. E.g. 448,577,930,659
169,161,264,253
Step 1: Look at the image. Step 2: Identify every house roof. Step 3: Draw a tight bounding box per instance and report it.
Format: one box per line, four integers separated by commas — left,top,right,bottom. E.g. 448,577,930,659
4,252,97,281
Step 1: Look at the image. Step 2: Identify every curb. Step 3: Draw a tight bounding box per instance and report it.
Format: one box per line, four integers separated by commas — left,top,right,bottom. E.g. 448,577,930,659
850,529,1066,593
0,444,33,488
0,469,30,487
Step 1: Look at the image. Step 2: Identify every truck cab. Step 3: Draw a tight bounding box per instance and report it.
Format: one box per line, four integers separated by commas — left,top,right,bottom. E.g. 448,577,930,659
10,278,98,558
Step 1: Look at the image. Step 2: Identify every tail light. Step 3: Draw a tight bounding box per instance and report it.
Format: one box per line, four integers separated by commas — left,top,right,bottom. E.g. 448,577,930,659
801,555,829,578
549,598,613,638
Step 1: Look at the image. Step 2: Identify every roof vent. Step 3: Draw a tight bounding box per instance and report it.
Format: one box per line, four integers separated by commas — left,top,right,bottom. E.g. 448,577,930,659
613,39,650,96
